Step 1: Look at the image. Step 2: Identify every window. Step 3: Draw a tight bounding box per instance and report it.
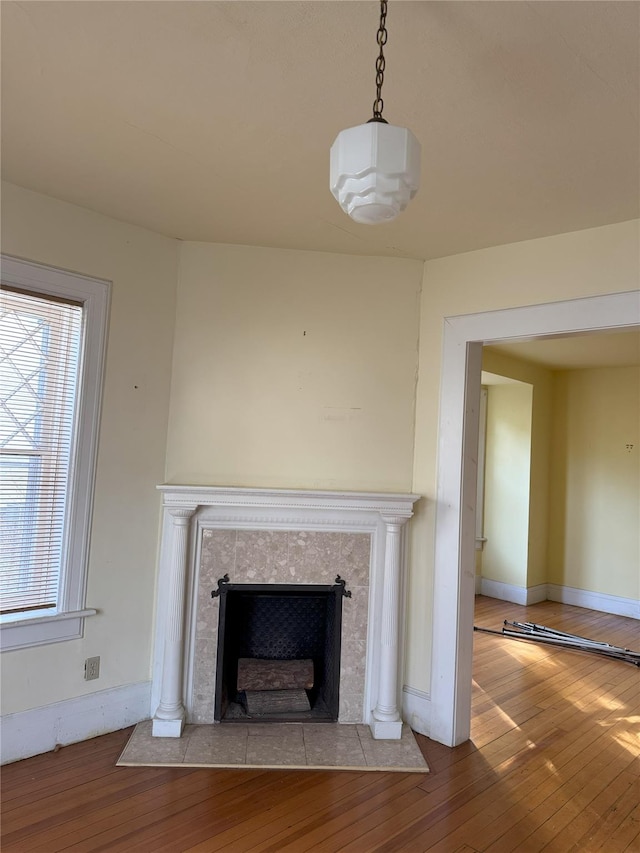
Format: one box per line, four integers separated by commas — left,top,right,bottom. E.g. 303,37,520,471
0,256,109,650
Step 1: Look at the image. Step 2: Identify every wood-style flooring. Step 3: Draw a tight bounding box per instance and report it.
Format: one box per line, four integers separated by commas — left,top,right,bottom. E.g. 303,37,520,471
2,597,638,851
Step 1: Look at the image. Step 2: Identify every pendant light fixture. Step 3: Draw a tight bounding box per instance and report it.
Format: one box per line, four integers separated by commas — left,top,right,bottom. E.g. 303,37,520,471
330,0,421,224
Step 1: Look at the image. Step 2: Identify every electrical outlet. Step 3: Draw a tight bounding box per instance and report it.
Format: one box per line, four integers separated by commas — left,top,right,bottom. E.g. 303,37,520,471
84,656,100,681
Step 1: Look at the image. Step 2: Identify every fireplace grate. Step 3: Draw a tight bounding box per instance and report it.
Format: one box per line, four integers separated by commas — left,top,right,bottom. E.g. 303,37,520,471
213,578,349,723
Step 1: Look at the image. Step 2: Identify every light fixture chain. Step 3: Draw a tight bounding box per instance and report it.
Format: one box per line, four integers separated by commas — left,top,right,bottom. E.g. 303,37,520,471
373,0,388,120
330,0,420,223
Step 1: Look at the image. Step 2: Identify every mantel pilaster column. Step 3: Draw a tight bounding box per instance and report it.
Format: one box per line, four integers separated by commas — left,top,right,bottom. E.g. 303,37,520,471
152,506,197,737
371,514,409,740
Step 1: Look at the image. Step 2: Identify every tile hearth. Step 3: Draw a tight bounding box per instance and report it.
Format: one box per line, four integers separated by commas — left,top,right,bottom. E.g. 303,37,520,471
118,721,429,773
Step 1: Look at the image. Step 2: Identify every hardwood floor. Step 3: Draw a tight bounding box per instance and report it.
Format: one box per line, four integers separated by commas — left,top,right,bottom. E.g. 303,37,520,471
2,597,638,852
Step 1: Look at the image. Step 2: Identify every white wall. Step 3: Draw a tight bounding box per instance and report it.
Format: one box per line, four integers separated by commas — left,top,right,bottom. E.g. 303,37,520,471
166,242,423,491
549,366,640,600
1,182,179,716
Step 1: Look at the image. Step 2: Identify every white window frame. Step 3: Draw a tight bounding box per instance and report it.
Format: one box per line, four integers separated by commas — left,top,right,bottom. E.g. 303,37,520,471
1,255,110,651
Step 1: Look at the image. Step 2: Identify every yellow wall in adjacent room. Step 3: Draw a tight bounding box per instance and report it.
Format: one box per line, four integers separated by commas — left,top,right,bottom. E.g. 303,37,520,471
548,366,640,600
482,381,533,589
0,182,179,716
481,350,554,589
165,242,423,492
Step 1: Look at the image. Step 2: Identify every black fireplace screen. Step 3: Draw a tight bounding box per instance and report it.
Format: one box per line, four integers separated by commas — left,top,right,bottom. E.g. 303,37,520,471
213,578,349,722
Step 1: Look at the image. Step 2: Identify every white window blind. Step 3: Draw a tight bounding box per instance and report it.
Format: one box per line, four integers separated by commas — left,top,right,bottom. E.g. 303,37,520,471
0,287,83,615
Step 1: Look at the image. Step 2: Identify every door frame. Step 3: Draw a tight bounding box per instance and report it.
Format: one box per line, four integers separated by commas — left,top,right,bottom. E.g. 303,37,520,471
430,290,640,747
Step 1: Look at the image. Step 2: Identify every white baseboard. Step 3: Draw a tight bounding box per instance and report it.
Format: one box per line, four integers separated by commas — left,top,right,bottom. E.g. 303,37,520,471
546,584,640,620
524,583,548,605
1,680,151,764
479,579,639,619
475,574,482,595
480,579,551,606
402,685,430,737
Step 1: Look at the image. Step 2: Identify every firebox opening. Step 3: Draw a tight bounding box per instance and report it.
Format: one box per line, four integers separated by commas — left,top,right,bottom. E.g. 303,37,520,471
214,583,345,723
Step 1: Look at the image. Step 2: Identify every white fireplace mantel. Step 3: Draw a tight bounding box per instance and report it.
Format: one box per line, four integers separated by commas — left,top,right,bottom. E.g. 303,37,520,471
150,485,420,740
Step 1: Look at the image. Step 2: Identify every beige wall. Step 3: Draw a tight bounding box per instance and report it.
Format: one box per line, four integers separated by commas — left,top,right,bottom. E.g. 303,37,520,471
548,366,640,600
1,182,179,716
482,382,533,588
2,181,638,723
408,219,639,693
166,242,423,491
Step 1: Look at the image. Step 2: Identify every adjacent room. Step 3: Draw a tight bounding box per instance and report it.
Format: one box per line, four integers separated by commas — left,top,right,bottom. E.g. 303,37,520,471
478,332,640,612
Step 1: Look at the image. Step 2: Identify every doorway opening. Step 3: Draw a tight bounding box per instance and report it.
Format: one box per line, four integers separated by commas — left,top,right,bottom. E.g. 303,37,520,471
431,290,639,747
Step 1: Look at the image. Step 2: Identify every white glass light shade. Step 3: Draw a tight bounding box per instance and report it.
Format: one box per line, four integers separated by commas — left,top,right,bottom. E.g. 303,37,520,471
330,122,421,224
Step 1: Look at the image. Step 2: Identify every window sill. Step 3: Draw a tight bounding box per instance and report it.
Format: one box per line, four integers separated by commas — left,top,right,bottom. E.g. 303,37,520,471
0,609,97,652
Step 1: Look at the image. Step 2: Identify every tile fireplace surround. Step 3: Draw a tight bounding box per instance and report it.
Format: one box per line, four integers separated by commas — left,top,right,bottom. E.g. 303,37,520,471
150,486,419,741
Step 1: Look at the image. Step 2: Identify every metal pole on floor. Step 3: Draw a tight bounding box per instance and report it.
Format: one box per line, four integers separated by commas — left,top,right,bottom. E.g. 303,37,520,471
473,624,640,666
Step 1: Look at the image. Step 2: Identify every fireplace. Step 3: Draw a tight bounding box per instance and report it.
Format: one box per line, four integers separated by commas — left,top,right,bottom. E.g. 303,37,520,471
214,579,349,723
150,486,419,740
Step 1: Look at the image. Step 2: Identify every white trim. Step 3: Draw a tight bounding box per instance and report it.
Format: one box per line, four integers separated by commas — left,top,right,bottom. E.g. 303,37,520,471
478,581,639,617
524,584,548,605
432,290,640,747
0,681,151,764
479,578,528,606
158,485,419,517
479,579,548,606
0,255,110,651
402,685,431,737
546,584,640,620
0,609,98,651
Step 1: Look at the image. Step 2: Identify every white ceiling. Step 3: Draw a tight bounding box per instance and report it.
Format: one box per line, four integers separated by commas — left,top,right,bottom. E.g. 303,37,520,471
485,328,640,370
1,1,638,261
